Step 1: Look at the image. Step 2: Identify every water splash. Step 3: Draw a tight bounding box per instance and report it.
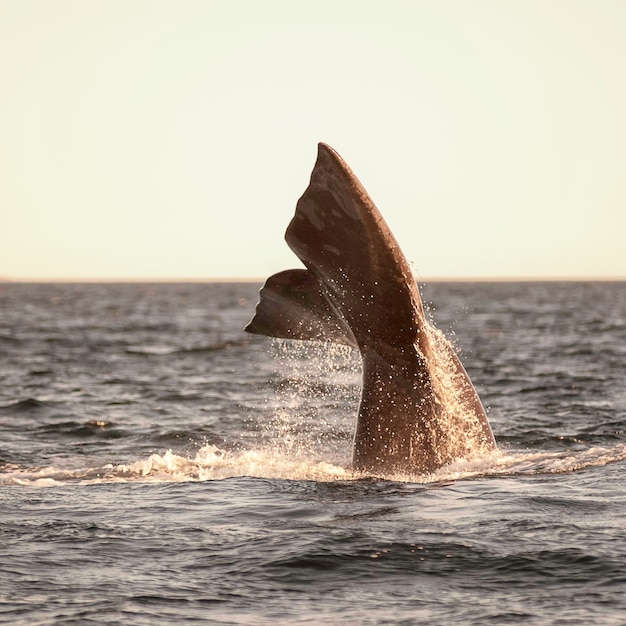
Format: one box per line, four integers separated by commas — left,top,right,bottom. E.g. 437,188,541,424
421,322,495,458
0,445,353,486
3,442,625,487
261,338,361,463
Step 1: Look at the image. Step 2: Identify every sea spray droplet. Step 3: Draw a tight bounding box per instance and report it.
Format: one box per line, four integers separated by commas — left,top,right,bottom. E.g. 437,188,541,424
263,338,361,466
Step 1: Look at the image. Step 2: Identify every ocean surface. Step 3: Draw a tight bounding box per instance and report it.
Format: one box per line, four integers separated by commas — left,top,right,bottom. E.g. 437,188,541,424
1,281,625,625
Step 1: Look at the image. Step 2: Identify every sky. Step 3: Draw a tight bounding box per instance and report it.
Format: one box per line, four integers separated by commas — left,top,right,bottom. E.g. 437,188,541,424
1,0,625,281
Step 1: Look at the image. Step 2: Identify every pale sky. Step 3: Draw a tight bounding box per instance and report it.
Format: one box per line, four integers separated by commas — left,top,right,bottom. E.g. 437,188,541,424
1,0,625,280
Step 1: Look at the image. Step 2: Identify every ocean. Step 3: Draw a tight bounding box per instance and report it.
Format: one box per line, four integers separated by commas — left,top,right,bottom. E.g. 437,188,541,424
1,281,625,625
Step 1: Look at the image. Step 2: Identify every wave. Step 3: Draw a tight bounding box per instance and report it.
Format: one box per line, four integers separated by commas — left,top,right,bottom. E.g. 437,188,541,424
2,442,625,488
124,339,251,356
0,398,59,415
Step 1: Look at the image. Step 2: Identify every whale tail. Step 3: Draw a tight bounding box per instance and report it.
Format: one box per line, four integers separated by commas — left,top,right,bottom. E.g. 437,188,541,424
246,143,496,474
245,268,356,347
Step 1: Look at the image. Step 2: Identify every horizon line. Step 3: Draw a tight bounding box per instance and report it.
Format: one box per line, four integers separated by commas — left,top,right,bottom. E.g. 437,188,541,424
2,275,626,284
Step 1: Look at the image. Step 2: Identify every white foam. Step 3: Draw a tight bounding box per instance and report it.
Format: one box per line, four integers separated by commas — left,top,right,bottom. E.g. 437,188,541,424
0,445,354,486
3,442,625,487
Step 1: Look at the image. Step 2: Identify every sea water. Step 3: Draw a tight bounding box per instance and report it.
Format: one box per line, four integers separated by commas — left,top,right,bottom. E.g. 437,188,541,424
1,281,625,625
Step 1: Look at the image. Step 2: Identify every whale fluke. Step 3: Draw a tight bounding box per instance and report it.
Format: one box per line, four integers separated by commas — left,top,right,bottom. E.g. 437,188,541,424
246,143,496,474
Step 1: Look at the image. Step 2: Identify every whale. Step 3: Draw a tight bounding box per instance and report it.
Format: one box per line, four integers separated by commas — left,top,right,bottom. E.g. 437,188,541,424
245,143,496,474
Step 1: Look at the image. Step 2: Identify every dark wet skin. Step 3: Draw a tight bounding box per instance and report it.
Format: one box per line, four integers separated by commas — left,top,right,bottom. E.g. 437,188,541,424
247,143,496,474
